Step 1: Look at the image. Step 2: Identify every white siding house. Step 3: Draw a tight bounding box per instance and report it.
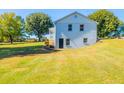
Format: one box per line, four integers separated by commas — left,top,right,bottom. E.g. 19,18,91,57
49,12,97,48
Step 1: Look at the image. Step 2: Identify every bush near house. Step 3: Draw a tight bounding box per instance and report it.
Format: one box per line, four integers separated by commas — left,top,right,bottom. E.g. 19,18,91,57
44,39,54,48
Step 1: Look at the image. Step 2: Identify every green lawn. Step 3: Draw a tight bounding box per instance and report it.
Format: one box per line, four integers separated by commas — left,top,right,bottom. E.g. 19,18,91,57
0,39,124,83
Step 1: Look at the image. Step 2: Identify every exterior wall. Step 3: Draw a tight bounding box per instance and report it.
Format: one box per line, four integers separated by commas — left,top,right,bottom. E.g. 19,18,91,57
55,13,97,48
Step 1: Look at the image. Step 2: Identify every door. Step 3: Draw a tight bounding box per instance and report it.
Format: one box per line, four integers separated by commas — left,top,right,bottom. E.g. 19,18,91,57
59,38,64,48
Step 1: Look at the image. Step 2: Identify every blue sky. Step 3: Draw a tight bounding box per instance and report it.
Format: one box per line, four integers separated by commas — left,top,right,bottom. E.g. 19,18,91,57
0,9,124,22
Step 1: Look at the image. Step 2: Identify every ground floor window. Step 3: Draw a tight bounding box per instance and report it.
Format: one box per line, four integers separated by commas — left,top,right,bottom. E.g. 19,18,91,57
66,39,70,45
83,38,88,43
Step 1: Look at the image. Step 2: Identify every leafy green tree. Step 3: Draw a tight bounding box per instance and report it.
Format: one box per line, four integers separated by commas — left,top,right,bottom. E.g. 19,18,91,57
25,13,53,42
13,16,26,42
0,13,24,44
88,10,121,38
0,26,3,42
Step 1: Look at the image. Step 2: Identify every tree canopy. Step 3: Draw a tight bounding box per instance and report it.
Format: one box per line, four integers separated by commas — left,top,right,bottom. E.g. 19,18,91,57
0,12,24,43
88,10,122,38
25,13,53,41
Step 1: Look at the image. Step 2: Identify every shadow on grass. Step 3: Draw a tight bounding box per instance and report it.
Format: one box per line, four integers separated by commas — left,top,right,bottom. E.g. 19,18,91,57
0,45,60,59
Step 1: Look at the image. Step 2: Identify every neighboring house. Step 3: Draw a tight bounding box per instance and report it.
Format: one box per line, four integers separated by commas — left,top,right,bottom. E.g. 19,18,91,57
49,12,97,48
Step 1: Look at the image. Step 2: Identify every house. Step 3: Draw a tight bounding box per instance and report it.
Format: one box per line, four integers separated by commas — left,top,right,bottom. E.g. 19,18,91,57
49,12,97,48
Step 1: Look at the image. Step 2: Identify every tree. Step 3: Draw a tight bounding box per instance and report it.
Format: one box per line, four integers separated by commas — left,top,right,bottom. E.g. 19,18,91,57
13,16,26,42
0,13,24,44
88,10,121,38
0,26,3,42
25,13,53,42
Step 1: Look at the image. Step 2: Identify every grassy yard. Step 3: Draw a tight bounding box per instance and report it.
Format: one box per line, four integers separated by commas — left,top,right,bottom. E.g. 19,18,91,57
0,39,124,83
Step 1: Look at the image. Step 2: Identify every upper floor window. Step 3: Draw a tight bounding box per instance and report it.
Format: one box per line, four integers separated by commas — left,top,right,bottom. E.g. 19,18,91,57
68,24,72,31
80,24,84,31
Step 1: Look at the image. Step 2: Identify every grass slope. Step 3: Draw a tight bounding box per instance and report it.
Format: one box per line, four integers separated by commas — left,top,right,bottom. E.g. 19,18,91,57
0,39,124,83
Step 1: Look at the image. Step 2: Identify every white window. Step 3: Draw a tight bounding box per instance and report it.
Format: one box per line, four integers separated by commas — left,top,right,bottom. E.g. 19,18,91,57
80,24,84,31
83,38,88,43
66,39,70,45
68,24,72,31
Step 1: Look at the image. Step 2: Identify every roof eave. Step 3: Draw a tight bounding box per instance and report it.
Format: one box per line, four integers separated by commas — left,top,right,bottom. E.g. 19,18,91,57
54,11,97,24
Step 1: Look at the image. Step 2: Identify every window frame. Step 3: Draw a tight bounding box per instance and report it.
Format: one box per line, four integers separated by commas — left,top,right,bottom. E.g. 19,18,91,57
66,38,70,45
83,38,88,43
68,24,72,31
80,24,84,31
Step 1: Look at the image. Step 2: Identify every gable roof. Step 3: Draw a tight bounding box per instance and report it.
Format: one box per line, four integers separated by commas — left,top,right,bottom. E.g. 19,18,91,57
54,11,97,24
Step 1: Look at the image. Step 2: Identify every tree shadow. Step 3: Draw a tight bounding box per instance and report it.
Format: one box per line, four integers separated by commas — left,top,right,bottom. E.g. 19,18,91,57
0,45,60,60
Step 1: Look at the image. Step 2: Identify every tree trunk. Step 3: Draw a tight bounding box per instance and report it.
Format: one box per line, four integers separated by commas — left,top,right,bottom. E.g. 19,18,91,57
38,37,41,42
38,33,41,42
9,35,13,44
